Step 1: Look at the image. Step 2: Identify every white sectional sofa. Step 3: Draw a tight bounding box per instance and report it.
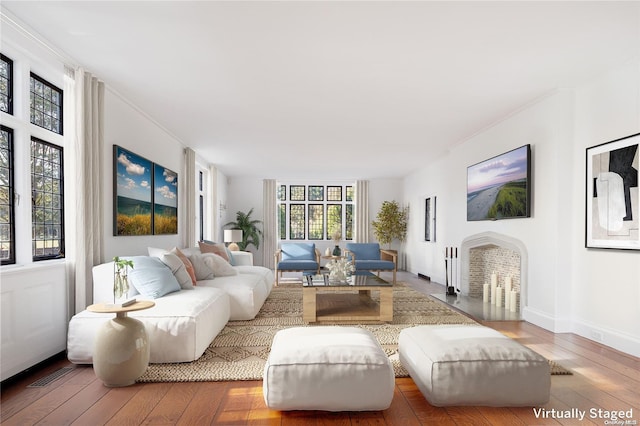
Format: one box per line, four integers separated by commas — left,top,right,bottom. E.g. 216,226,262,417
67,248,274,364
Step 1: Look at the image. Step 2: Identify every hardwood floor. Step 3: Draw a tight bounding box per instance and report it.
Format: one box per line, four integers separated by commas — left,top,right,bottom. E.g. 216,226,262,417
2,271,639,425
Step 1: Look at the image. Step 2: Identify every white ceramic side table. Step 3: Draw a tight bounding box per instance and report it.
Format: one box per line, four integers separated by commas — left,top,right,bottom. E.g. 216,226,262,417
87,300,155,387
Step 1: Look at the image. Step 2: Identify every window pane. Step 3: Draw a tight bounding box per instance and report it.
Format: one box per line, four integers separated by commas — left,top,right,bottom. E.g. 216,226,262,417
327,186,342,201
277,185,286,201
290,185,305,201
345,204,354,240
278,204,286,239
0,54,12,114
308,185,324,201
326,204,342,240
31,137,64,260
29,73,63,135
289,204,305,240
0,126,14,264
308,204,324,240
346,186,354,202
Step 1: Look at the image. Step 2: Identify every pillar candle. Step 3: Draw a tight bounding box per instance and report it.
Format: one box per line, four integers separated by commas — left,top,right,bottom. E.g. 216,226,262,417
496,287,503,308
510,291,517,312
483,283,489,303
504,277,512,310
490,273,497,305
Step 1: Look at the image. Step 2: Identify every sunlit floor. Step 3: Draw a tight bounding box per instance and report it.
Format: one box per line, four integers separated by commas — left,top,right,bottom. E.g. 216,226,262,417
430,292,522,321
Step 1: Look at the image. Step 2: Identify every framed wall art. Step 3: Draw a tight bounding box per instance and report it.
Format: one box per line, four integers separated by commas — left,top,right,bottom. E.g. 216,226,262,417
113,145,153,236
425,196,436,242
113,145,179,236
467,144,531,221
585,133,639,250
153,164,178,235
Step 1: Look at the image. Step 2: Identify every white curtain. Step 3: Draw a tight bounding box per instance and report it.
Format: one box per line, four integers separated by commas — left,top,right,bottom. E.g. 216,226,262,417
64,67,105,313
262,179,277,269
184,148,197,248
355,180,370,243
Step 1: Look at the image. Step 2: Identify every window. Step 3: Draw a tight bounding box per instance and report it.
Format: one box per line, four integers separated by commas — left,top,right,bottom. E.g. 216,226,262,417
31,138,64,260
278,183,354,241
0,126,15,264
308,204,324,239
2,45,65,267
199,171,204,241
0,54,12,114
30,73,63,135
308,186,324,201
290,185,305,201
289,204,305,240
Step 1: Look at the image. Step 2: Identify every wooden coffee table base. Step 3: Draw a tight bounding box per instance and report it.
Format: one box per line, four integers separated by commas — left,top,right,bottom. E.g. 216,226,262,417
303,287,393,323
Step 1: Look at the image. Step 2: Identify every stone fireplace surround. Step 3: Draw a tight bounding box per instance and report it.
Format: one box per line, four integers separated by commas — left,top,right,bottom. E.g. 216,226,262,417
460,231,528,313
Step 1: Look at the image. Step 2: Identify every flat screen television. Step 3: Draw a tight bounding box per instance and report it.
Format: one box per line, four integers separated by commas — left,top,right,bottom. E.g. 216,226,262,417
467,144,531,221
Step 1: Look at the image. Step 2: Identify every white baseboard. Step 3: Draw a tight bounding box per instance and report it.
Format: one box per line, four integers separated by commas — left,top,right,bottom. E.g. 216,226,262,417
524,307,639,358
522,306,572,333
571,319,640,358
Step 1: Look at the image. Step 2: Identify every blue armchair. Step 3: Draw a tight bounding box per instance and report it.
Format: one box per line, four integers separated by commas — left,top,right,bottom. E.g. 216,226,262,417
274,243,321,286
344,243,397,284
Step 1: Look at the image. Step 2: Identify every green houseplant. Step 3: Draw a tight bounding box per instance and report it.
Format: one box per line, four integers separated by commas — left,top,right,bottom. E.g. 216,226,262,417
224,208,263,251
371,200,408,248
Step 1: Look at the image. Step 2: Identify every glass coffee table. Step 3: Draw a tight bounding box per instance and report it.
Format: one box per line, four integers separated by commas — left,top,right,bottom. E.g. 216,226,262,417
302,273,393,323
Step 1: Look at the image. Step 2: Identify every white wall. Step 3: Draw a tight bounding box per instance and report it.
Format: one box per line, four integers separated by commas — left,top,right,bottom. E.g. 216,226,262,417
404,60,640,356
102,89,186,260
571,60,640,356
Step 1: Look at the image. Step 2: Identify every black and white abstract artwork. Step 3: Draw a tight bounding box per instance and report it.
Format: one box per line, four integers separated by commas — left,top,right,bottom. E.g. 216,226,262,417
586,133,639,250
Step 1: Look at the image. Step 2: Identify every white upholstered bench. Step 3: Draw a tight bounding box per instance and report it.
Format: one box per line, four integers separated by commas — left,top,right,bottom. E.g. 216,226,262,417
398,324,550,407
263,326,394,411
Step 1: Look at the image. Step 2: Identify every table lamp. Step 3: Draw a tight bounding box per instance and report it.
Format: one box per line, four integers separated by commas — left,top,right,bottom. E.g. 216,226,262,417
224,229,243,251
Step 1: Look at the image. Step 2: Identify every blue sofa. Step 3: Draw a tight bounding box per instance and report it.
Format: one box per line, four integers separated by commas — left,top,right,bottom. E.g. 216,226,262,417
344,243,397,284
274,242,321,285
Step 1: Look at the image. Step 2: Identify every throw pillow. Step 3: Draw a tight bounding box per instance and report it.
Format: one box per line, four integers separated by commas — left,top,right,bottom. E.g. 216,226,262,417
147,246,167,258
188,252,215,280
127,257,181,299
147,246,194,289
159,253,194,289
198,241,230,262
202,253,238,277
171,247,197,284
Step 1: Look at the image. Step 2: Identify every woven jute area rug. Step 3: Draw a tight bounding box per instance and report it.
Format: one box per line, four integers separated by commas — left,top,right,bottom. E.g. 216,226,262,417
137,283,569,383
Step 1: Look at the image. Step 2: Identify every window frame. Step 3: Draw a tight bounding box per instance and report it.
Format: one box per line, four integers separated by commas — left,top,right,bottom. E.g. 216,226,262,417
277,183,354,242
0,125,15,265
0,53,13,115
31,136,65,261
30,72,64,135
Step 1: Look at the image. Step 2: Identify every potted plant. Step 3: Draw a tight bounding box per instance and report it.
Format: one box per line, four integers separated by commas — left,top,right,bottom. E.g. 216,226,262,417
113,256,134,303
224,208,263,251
371,200,408,248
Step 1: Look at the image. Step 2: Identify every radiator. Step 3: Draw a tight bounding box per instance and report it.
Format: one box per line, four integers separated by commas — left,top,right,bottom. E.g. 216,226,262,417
1,261,68,381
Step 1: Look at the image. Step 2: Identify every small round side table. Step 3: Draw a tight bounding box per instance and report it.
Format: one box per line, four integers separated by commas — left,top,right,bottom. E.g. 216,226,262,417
87,300,155,387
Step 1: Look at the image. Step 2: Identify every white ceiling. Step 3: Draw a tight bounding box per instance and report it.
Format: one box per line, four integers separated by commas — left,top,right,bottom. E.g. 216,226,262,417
2,1,640,179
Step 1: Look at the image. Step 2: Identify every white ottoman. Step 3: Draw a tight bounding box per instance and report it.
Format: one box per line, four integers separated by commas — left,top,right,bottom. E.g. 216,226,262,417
398,325,550,407
263,326,394,411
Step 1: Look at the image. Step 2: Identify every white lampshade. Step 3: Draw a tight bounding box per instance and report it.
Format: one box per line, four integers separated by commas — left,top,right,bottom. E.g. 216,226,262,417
224,229,243,251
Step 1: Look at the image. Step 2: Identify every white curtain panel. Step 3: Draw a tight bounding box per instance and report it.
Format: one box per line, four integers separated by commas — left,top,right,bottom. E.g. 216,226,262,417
262,179,277,269
64,67,105,313
184,148,197,249
355,180,370,243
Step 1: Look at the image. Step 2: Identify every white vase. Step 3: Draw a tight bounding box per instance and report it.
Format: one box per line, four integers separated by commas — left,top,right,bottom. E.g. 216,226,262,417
93,314,150,387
